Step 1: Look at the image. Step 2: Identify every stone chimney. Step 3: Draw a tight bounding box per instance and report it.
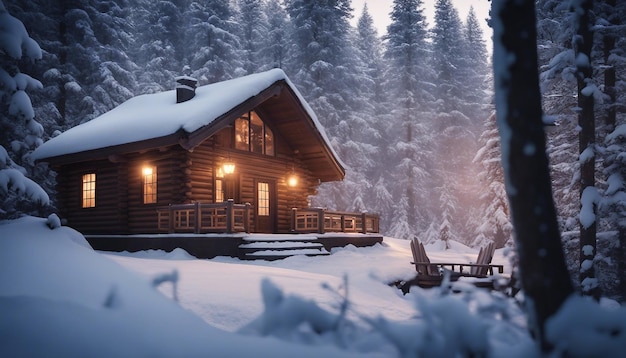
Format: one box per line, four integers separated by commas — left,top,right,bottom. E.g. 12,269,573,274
175,76,198,103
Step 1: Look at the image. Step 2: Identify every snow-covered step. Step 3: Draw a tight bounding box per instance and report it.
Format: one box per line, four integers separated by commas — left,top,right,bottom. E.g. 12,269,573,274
242,248,329,261
241,234,318,242
239,241,323,249
246,248,330,257
239,235,330,260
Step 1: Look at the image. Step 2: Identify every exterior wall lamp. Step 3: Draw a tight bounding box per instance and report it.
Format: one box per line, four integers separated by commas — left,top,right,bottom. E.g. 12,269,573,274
288,174,298,187
223,161,235,175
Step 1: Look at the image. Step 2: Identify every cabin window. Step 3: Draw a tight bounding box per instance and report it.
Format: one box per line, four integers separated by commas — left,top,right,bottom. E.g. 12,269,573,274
257,182,270,216
234,111,274,156
142,166,157,204
82,173,96,208
215,167,224,202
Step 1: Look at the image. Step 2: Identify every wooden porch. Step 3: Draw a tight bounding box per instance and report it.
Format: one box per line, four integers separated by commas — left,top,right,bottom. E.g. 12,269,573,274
156,200,380,235
291,208,379,234
86,232,383,260
157,200,251,234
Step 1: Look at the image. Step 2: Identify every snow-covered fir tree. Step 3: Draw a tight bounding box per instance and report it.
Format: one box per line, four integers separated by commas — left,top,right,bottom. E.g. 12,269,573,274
472,112,512,249
235,0,269,74
537,0,626,300
133,0,188,92
431,0,466,113
263,0,289,70
463,6,490,108
284,0,363,214
185,0,244,84
383,0,435,239
594,1,626,300
0,0,49,218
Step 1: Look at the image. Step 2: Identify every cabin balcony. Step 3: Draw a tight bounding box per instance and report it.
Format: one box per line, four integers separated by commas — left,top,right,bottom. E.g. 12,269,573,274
156,200,379,235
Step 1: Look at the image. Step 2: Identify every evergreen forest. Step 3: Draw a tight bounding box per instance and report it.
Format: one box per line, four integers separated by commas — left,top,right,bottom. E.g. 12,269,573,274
1,0,625,300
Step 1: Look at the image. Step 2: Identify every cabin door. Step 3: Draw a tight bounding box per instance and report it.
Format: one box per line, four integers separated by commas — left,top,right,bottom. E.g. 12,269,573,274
255,180,276,233
223,178,239,202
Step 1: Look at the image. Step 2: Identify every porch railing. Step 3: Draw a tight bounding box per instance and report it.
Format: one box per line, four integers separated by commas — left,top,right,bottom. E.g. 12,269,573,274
157,199,250,234
291,208,380,234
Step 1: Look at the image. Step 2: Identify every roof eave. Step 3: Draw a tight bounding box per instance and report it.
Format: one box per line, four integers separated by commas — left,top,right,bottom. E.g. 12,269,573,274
36,131,185,165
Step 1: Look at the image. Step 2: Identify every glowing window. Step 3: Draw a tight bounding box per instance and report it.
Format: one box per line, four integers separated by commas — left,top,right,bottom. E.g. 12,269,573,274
215,180,224,202
265,126,275,156
234,111,274,156
82,173,96,208
257,182,269,216
142,166,157,204
235,118,249,151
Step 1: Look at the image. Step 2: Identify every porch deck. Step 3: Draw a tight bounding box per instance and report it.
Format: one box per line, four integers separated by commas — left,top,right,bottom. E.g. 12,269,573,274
156,200,380,235
86,232,383,260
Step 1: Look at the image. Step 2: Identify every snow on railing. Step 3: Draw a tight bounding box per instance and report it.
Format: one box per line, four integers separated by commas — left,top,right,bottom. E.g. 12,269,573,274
291,208,379,234
157,199,250,234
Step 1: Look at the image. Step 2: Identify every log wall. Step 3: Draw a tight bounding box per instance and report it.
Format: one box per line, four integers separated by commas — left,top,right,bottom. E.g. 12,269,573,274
56,126,326,234
55,160,125,234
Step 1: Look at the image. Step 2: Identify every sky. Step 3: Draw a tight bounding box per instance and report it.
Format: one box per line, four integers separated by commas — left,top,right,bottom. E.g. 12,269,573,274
350,0,493,53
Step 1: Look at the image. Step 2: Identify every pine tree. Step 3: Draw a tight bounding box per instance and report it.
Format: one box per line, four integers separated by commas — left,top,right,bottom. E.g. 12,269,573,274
85,0,136,115
383,0,435,238
236,0,268,74
264,0,289,69
185,0,243,84
596,0,626,300
537,0,584,287
0,0,49,218
571,0,599,299
284,0,354,125
431,0,465,113
285,0,360,215
133,0,188,92
463,6,490,118
472,112,512,248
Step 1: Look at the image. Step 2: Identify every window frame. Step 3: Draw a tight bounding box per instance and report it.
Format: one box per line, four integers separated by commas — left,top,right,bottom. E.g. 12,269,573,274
82,173,96,208
142,165,158,204
257,181,270,217
234,110,275,156
214,167,225,203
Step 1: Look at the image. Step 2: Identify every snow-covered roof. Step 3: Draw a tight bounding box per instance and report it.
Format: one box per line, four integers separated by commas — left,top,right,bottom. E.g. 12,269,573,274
33,69,341,170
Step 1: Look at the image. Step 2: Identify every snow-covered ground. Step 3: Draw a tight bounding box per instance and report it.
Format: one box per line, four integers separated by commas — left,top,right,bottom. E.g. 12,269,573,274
2,216,625,357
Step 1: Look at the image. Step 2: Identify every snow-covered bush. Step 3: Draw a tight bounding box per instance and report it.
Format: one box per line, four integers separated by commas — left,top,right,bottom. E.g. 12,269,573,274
241,275,538,357
0,145,49,218
546,296,626,357
239,278,363,349
45,213,61,229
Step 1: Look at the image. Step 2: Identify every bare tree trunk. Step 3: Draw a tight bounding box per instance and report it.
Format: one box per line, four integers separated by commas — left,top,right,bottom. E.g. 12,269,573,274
492,0,574,352
601,0,625,301
573,0,599,299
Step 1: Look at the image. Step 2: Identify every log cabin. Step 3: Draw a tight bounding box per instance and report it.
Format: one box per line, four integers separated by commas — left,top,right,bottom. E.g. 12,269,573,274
33,69,380,249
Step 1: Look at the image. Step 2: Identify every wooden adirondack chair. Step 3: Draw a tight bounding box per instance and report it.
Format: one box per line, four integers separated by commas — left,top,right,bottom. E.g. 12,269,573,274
401,239,505,292
470,242,498,276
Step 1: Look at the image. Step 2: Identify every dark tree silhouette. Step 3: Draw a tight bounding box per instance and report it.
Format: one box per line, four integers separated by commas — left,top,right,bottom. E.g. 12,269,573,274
492,0,574,352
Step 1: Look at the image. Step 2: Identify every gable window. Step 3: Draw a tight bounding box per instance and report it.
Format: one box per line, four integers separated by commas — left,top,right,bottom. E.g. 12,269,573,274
234,111,274,156
142,166,157,204
82,173,96,208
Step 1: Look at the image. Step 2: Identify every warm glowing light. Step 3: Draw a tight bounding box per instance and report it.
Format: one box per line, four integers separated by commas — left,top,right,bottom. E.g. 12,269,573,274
142,167,153,176
223,162,235,175
288,175,298,187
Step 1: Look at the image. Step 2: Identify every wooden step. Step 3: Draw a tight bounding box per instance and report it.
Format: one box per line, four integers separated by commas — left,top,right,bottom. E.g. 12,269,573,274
239,236,329,260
